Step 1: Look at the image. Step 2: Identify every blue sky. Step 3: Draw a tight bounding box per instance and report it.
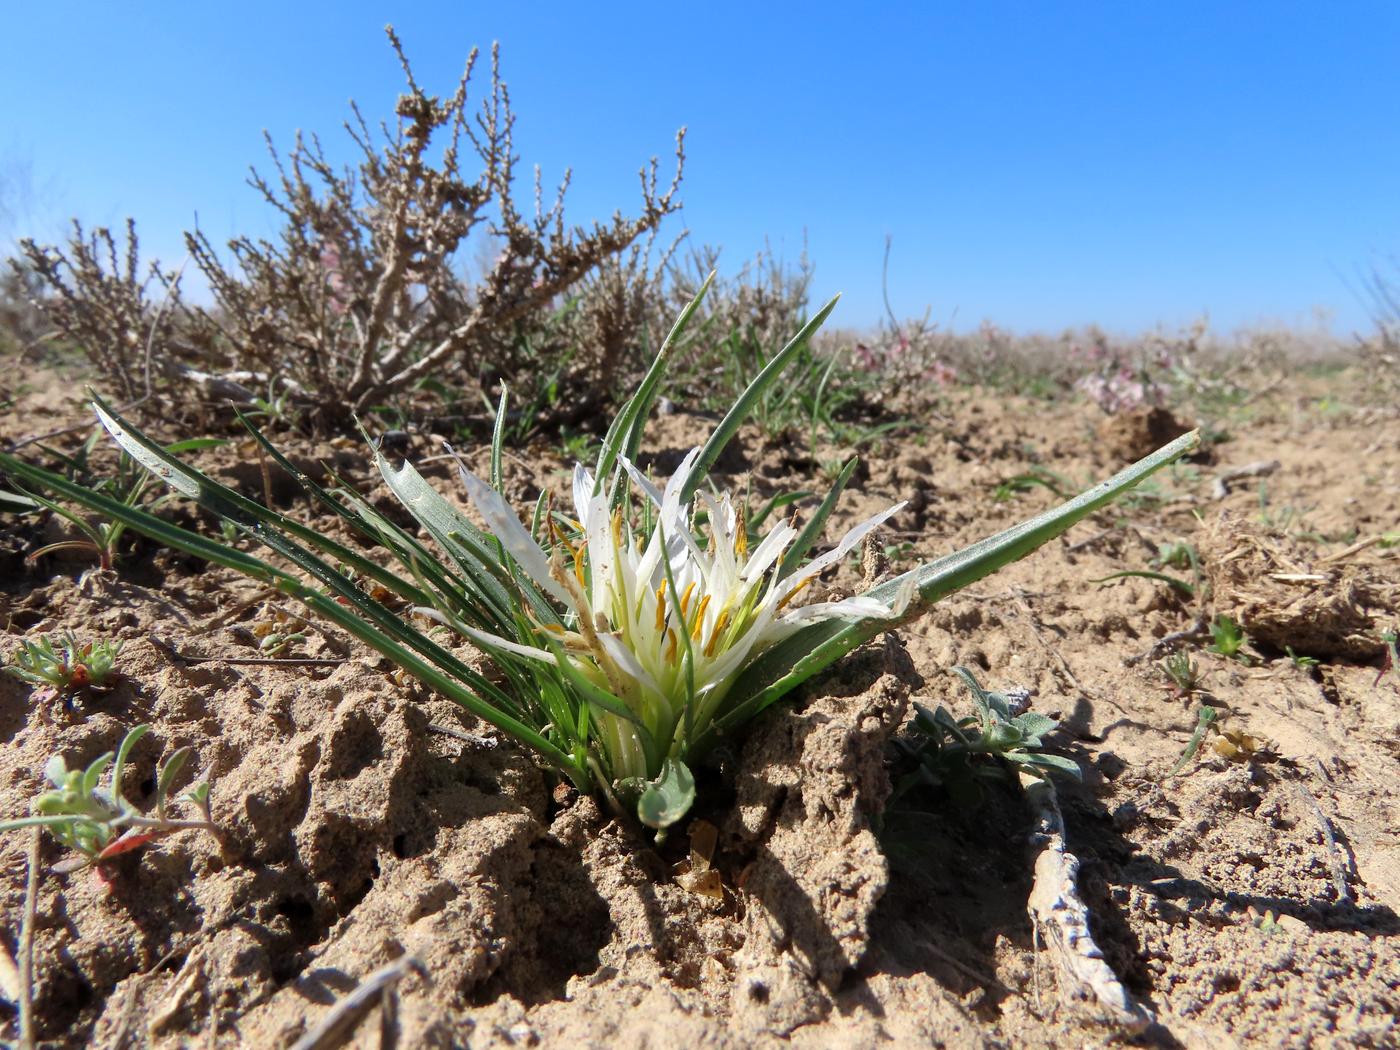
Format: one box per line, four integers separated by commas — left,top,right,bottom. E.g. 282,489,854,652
3,2,1397,336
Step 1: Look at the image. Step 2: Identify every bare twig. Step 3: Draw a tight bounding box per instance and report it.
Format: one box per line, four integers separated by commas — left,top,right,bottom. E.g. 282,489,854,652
1211,459,1280,500
288,955,428,1050
1294,782,1353,905
18,826,41,1050
1125,617,1210,665
149,635,345,668
1020,772,1151,1030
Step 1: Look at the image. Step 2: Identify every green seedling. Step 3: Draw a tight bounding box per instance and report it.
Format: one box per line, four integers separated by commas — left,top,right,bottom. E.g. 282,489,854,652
1377,628,1398,687
0,284,1197,833
258,630,309,657
0,725,214,872
19,438,221,571
1158,650,1201,698
6,634,124,697
889,667,1081,809
1208,614,1250,662
1167,704,1220,777
993,467,1072,503
1285,646,1319,671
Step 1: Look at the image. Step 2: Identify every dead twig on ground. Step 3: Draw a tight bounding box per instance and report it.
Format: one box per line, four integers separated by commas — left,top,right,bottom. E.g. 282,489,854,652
288,955,428,1050
18,827,40,1050
149,636,346,668
1020,771,1151,1031
1294,782,1353,905
1211,460,1280,500
1125,617,1210,666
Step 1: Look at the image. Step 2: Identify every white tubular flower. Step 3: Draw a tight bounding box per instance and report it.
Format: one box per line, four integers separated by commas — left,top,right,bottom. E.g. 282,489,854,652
458,448,906,783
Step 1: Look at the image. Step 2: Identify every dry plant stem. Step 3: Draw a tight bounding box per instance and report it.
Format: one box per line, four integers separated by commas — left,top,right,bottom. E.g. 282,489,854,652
1294,782,1353,905
1211,459,1281,500
1124,616,1210,666
18,826,39,1050
1020,771,1151,1031
287,955,428,1050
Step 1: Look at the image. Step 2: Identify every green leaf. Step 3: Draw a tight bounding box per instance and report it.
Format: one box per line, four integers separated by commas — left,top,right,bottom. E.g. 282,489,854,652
636,758,696,830
156,747,192,818
1012,751,1082,779
597,272,714,494
705,429,1201,751
1011,711,1058,743
110,724,150,805
1090,569,1194,597
777,457,857,582
681,295,841,504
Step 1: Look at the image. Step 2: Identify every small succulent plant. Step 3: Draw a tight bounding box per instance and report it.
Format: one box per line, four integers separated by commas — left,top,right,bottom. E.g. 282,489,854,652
0,725,214,872
5,634,124,698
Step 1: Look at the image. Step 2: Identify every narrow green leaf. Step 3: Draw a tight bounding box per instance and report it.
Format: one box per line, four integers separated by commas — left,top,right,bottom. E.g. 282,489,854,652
1090,569,1195,597
597,272,715,491
777,457,858,582
706,429,1201,750
110,725,150,804
156,747,192,819
681,294,842,503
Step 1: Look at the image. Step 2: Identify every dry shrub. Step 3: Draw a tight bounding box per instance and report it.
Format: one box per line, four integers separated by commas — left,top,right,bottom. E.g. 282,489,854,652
15,28,684,429
16,220,184,402
1199,513,1397,660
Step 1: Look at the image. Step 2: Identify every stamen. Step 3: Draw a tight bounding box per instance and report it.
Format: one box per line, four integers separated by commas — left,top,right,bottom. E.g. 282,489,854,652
666,627,679,665
690,593,712,640
679,580,697,620
704,607,732,657
654,581,668,631
573,542,587,590
776,574,814,611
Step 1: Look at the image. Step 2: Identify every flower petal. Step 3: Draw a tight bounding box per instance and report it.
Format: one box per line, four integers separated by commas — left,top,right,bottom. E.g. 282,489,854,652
616,454,665,511
742,521,797,582
458,465,571,606
782,501,907,595
599,632,663,698
572,463,596,527
779,594,896,624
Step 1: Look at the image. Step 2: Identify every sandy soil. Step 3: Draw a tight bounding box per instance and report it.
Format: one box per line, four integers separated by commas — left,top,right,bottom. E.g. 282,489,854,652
1,369,1397,1048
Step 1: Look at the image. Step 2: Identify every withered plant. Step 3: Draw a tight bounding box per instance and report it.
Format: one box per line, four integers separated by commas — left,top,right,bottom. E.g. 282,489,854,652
16,28,684,428
181,29,683,422
17,220,183,403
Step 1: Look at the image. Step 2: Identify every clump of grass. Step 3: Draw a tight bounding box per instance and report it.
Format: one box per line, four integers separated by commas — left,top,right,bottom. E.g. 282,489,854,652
0,285,1197,832
6,634,124,697
0,725,214,872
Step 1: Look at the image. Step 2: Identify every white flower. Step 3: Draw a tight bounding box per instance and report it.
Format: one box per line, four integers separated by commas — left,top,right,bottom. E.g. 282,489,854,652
451,449,906,782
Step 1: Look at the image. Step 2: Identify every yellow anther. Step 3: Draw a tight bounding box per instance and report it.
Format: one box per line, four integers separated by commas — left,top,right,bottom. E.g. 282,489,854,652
573,542,587,590
654,581,668,631
690,593,712,640
776,574,813,612
666,628,679,665
678,580,697,619
704,607,732,657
